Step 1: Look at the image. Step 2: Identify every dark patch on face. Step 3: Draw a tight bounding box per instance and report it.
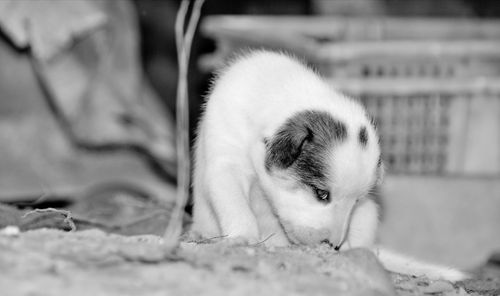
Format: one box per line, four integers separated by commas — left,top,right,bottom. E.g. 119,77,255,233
265,110,347,189
359,126,368,147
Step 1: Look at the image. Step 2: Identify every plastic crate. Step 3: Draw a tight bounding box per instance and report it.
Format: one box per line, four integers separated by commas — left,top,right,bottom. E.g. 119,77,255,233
200,16,500,175
333,78,500,175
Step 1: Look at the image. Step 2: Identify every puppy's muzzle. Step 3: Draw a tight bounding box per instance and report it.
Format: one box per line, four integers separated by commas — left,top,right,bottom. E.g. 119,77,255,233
329,198,358,251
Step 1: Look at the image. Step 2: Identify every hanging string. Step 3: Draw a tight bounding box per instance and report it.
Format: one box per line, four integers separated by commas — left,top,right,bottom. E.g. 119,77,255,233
164,0,205,247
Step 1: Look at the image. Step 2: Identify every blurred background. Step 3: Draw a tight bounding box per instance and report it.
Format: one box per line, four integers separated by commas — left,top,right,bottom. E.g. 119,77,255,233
0,0,499,274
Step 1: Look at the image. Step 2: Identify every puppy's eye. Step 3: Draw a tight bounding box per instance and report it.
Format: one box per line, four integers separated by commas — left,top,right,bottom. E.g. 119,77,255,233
315,188,330,203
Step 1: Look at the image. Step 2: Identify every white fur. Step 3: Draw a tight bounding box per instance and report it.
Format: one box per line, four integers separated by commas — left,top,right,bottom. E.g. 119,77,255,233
191,51,468,281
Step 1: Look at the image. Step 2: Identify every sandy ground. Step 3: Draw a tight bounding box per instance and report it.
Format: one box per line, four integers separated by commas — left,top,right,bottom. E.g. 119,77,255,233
1,229,499,296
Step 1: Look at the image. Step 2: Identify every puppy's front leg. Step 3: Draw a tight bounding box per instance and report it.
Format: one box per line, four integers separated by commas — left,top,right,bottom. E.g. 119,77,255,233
208,163,260,244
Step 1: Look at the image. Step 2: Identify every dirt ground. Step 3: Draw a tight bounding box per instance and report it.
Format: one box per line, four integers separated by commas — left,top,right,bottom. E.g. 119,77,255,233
1,229,499,296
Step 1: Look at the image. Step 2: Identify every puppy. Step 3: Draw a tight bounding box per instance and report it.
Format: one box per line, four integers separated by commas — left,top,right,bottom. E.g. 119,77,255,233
191,50,467,281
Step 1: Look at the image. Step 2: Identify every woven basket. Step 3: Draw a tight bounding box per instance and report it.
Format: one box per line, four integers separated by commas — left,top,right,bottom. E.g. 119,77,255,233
201,16,500,175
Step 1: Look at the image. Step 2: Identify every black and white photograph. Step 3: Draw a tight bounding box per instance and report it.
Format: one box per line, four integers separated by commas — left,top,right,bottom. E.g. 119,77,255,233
0,0,499,295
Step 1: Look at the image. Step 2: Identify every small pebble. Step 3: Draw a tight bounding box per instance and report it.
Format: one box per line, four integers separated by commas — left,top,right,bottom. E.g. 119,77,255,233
421,280,454,294
0,225,20,236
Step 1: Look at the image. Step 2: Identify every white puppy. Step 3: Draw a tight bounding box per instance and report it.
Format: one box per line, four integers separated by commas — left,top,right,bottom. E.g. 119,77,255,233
191,50,467,281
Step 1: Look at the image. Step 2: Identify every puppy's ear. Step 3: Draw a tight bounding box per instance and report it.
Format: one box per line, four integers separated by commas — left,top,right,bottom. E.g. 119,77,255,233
265,121,312,170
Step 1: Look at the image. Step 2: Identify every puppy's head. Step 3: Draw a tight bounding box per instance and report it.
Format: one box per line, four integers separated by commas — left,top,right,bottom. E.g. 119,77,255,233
264,110,383,249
